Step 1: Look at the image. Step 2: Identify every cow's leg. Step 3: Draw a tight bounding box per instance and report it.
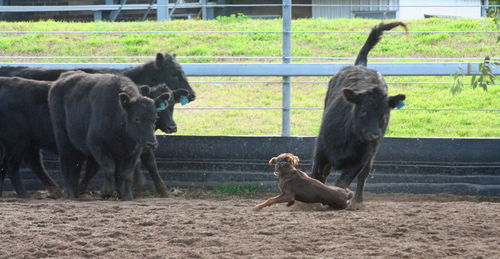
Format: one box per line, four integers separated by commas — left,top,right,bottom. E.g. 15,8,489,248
0,145,4,197
334,147,375,188
93,155,116,199
58,149,84,199
24,146,63,199
311,149,330,183
133,165,146,195
116,158,139,201
353,158,374,204
139,150,168,197
87,137,118,199
79,158,98,195
50,95,84,199
5,160,29,198
0,168,5,197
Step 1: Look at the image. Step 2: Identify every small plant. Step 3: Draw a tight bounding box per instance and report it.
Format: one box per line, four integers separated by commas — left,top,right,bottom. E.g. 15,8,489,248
451,57,499,95
213,183,259,195
451,9,499,95
215,13,249,22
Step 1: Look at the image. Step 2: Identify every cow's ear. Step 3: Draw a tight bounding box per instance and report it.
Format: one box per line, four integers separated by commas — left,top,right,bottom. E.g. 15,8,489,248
119,93,131,108
139,85,150,97
269,157,278,165
155,53,165,68
155,92,172,108
342,88,360,104
172,53,177,59
388,94,406,109
173,89,190,103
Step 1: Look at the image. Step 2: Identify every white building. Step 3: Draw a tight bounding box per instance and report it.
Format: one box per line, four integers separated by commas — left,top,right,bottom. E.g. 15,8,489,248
312,0,483,19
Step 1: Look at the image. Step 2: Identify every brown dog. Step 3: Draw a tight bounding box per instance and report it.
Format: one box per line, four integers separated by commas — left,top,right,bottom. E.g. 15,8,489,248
255,153,354,210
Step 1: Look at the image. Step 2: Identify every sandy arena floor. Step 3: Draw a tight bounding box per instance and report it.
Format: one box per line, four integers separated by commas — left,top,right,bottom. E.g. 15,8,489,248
0,190,499,258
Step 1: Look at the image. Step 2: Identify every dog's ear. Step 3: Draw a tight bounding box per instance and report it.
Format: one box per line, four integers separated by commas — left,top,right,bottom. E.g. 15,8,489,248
292,155,300,166
284,153,298,166
269,157,277,165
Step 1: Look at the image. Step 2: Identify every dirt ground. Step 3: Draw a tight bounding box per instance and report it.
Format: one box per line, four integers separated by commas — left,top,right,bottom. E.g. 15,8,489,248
0,190,499,258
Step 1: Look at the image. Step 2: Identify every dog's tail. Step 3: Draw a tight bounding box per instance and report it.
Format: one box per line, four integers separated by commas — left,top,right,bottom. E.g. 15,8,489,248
354,21,408,67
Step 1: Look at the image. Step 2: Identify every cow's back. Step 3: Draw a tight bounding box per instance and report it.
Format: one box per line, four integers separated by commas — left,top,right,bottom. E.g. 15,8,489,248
0,77,57,153
0,66,71,81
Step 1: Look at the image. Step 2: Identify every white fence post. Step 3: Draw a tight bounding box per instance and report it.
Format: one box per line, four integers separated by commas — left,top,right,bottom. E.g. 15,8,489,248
282,0,292,137
157,0,170,21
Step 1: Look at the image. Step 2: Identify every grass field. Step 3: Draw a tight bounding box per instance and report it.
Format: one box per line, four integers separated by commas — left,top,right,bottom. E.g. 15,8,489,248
0,18,498,137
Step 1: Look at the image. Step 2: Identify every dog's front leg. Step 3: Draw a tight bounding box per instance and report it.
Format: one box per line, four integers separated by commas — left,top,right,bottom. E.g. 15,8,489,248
254,193,293,210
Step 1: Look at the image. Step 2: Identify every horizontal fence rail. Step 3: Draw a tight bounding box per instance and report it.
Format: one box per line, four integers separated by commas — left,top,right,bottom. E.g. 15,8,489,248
0,4,498,11
1,62,498,77
0,31,498,34
1,56,499,62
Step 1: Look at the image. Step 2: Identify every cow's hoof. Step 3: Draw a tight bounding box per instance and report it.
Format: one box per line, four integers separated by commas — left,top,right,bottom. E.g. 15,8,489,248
17,193,30,199
157,188,169,198
78,192,93,201
47,187,64,199
101,189,117,200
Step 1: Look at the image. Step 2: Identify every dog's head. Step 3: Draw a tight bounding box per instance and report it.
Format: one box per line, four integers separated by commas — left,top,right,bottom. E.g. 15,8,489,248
269,153,300,177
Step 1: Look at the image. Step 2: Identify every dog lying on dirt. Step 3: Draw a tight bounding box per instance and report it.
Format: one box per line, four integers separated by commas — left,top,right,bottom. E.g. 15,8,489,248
254,153,354,210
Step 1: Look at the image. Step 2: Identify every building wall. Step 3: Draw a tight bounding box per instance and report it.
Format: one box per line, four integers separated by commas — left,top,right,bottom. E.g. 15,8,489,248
312,0,399,19
0,0,313,21
221,0,312,19
0,0,162,21
312,0,482,19
398,0,481,19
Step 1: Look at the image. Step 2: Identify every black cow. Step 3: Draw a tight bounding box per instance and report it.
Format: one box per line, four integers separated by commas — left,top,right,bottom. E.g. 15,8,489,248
311,22,407,204
0,53,193,198
130,84,190,195
0,78,63,198
48,72,170,200
0,144,5,196
77,84,190,197
0,53,196,102
0,76,175,198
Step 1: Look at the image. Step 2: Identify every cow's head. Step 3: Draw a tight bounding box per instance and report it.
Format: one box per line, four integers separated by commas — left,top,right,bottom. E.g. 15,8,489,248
141,83,189,134
138,53,196,103
342,86,405,142
119,91,165,150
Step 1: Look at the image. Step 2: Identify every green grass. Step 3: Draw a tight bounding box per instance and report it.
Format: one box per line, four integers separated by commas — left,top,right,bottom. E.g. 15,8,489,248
213,183,259,195
0,18,497,62
175,75,499,137
0,18,498,137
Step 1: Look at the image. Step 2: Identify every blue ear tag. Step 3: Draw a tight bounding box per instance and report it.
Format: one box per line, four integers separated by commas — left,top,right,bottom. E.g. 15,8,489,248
396,100,405,110
180,96,189,106
156,102,166,111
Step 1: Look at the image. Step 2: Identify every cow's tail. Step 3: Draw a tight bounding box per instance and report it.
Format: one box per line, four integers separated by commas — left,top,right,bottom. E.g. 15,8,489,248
0,143,5,163
354,21,408,67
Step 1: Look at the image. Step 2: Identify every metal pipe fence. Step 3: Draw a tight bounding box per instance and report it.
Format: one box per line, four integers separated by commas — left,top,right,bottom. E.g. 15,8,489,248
0,1,498,136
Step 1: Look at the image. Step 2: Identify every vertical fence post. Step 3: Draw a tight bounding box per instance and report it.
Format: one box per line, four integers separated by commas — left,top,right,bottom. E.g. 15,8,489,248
282,0,292,136
482,0,489,17
201,0,207,20
157,0,170,21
